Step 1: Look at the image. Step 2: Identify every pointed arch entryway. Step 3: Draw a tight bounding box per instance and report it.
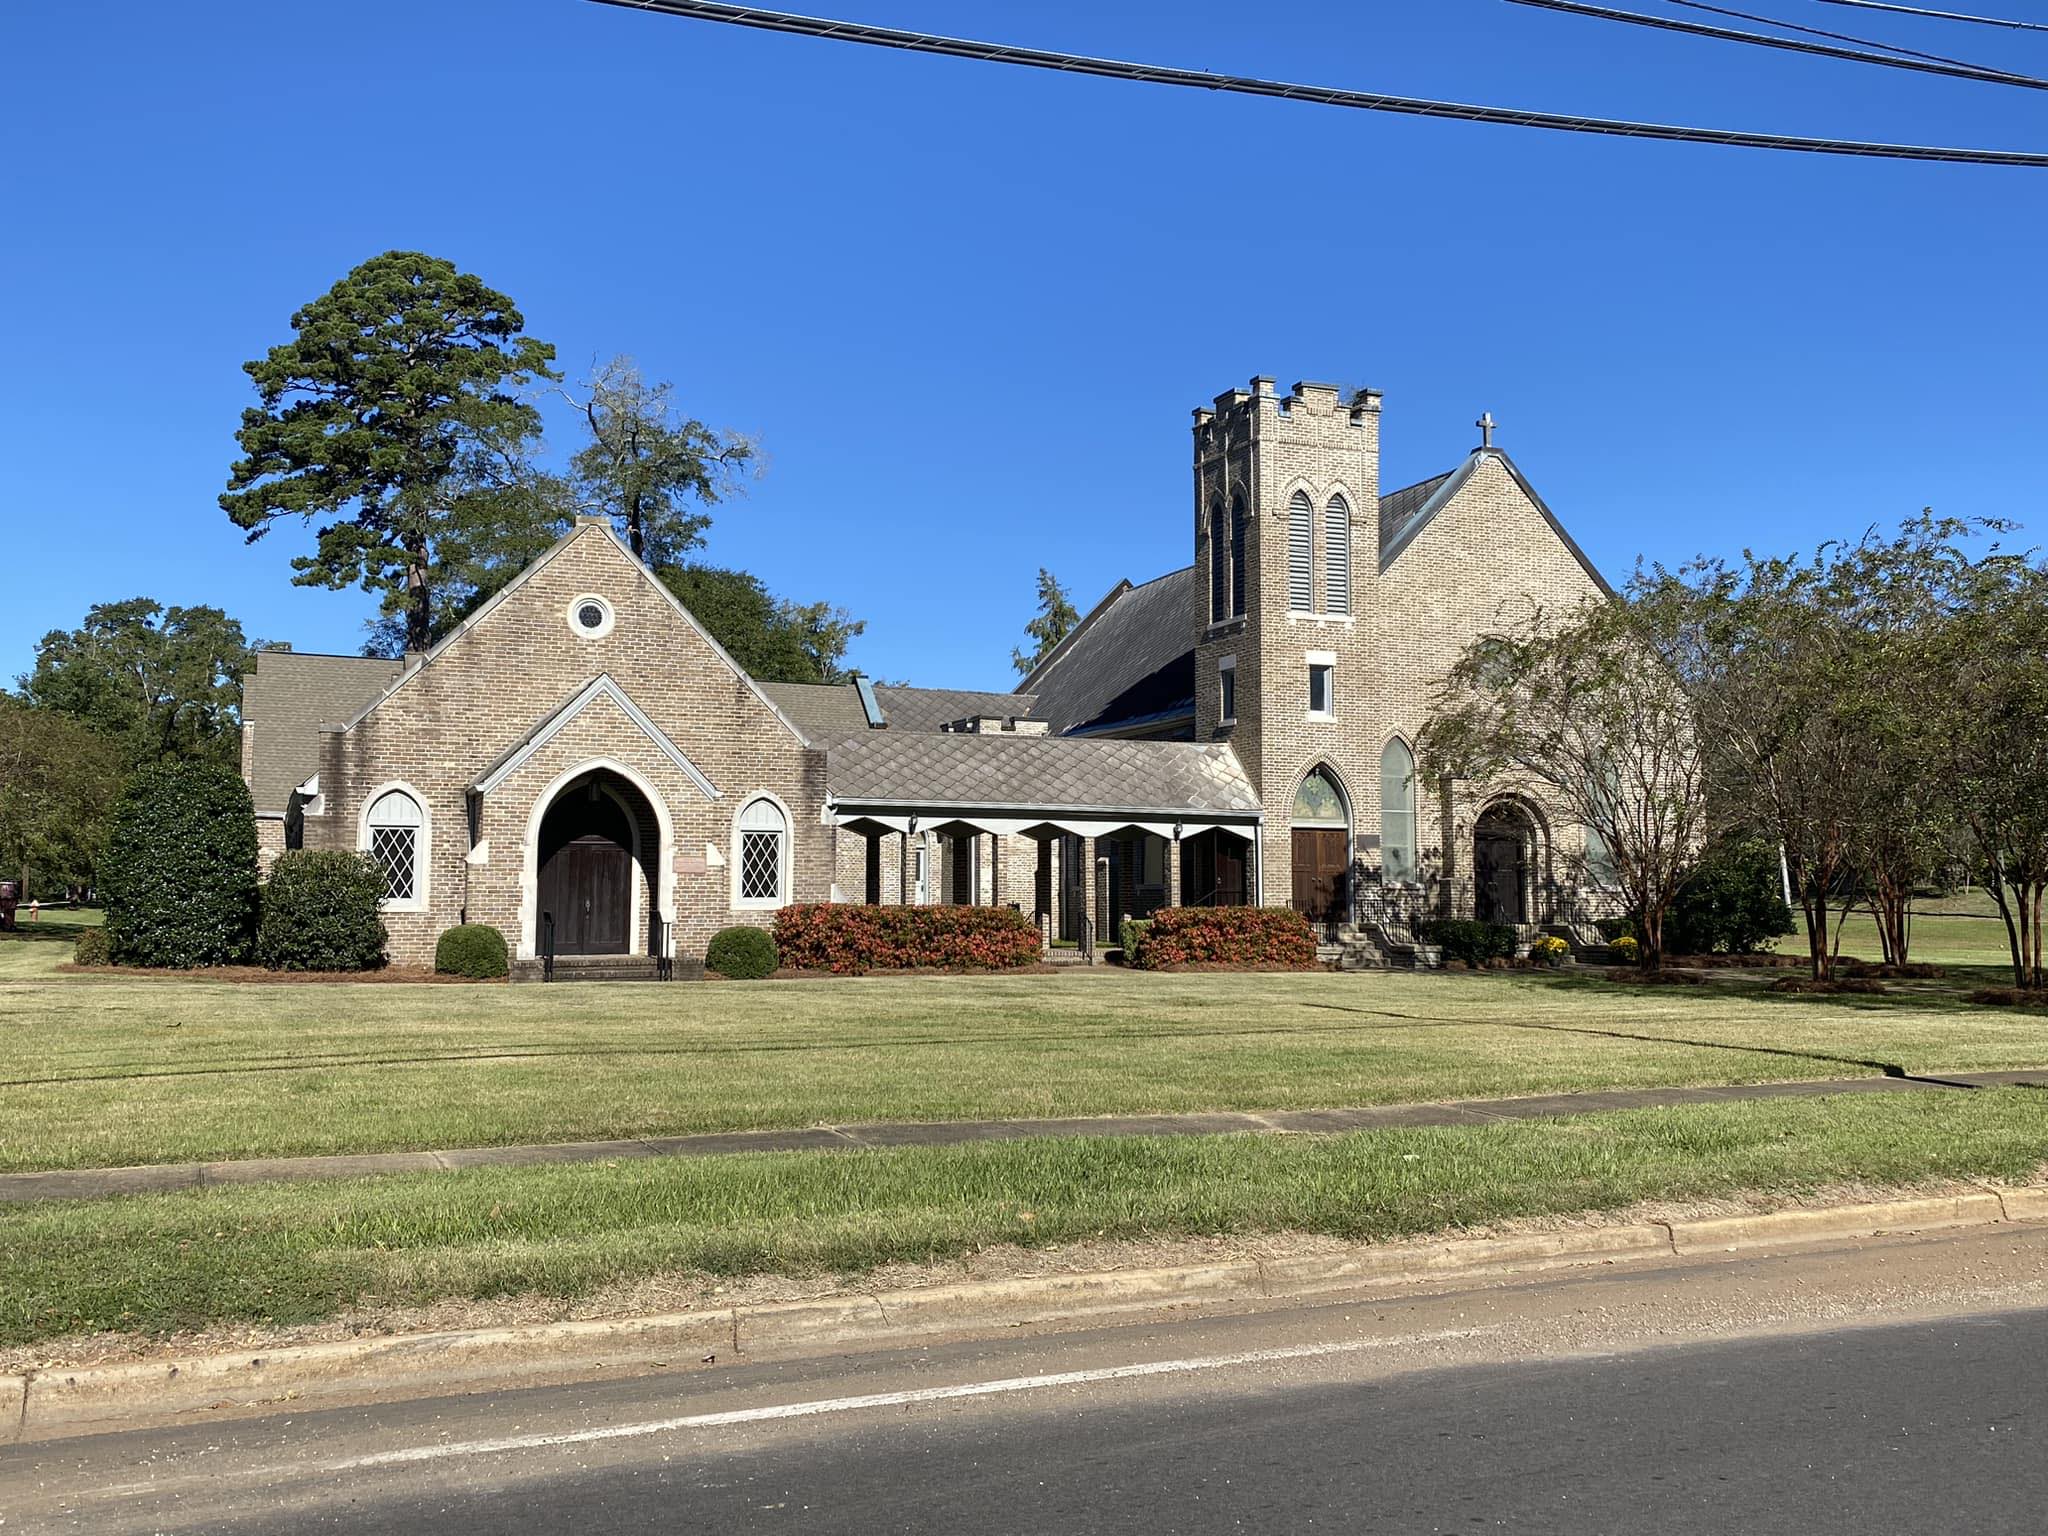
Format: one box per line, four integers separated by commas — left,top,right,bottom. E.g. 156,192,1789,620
524,762,672,959
1291,763,1351,940
1473,798,1542,925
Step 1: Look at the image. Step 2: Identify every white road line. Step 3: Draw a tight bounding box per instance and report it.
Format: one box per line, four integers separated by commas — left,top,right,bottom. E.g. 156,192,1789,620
329,1325,1499,1471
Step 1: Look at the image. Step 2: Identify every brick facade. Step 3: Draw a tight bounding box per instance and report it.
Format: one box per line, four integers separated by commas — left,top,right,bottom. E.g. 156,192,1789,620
295,520,829,967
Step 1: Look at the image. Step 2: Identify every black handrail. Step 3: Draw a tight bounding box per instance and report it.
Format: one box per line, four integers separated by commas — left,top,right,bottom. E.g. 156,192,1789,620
542,911,556,983
653,912,674,981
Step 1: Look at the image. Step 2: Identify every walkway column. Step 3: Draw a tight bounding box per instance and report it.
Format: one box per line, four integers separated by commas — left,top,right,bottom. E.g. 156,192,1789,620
990,833,1004,908
900,826,915,906
1166,833,1182,908
1081,834,1099,950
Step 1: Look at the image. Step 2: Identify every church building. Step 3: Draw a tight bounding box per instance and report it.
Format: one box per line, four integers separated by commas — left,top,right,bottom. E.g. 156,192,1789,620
240,375,1613,972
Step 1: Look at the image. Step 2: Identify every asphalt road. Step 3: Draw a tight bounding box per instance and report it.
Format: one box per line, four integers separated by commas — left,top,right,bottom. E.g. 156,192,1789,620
8,1225,2047,1534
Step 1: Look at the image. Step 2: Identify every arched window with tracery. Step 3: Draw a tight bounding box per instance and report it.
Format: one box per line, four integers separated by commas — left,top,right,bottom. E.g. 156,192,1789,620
734,796,790,908
365,788,426,908
1380,739,1416,882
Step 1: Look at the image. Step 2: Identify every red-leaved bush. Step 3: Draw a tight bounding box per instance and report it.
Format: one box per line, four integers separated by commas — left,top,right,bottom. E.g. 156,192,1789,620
773,904,1043,975
1128,906,1319,971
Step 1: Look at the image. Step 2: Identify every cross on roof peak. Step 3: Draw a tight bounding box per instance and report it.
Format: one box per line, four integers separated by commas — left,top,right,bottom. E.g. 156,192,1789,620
1476,411,1497,450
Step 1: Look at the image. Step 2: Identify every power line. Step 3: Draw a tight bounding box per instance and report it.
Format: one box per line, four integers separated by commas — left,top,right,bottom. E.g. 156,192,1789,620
1809,0,2048,33
582,0,2048,167
1508,0,2048,89
1663,0,2027,67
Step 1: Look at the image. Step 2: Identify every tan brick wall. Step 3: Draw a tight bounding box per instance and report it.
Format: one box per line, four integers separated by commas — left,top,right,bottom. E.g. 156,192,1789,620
298,522,828,966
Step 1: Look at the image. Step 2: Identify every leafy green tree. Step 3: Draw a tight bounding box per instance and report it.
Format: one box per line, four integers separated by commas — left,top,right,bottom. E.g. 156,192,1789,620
0,696,125,897
1012,569,1079,678
1936,556,2048,988
1420,595,1709,969
567,356,755,565
658,565,865,684
20,598,251,770
221,251,558,654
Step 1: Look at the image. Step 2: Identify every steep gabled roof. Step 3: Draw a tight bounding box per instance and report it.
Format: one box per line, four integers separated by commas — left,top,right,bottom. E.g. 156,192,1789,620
1378,450,1614,596
242,651,404,814
1022,566,1199,737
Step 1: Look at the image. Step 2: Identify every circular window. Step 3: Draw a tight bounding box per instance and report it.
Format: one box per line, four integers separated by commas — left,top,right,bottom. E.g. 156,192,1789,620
567,595,615,639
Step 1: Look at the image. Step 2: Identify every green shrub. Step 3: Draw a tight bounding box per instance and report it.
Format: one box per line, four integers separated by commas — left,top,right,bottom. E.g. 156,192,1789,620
100,762,260,968
1420,919,1519,967
72,926,111,967
1118,916,1154,961
435,924,509,979
706,924,779,979
256,851,388,972
1664,839,1795,955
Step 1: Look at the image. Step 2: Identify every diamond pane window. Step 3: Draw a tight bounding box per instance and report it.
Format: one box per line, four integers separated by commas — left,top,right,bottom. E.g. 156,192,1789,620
736,797,788,905
366,789,423,903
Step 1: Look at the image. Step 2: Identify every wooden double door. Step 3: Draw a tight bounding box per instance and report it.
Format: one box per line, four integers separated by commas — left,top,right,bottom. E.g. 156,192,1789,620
1291,828,1349,936
538,788,634,956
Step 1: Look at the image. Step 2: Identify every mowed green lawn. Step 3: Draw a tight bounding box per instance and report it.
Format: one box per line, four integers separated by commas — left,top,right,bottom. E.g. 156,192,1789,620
3,921,2045,1174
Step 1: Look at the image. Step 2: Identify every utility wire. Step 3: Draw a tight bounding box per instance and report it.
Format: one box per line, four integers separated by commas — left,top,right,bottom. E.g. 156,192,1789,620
582,0,2048,166
1508,0,2048,88
1809,0,2048,33
1664,0,2024,67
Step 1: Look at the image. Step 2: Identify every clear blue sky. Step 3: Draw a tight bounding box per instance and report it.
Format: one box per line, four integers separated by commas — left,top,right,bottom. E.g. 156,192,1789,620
4,0,2043,687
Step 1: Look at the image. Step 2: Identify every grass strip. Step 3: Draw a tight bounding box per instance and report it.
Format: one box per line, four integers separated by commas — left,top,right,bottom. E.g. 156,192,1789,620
2,1088,2044,1349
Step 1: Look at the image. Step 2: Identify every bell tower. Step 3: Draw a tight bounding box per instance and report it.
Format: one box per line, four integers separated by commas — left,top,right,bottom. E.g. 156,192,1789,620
1190,377,1383,918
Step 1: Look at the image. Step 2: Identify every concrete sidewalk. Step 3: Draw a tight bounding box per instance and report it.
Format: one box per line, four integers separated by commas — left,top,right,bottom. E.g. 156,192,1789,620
6,1068,2045,1206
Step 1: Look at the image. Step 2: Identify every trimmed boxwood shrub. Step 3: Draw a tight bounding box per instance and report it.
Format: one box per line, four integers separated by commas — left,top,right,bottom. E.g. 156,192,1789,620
435,923,510,979
101,762,260,968
1127,907,1318,971
773,904,1042,975
256,850,388,972
706,924,779,979
72,926,111,967
1420,919,1519,967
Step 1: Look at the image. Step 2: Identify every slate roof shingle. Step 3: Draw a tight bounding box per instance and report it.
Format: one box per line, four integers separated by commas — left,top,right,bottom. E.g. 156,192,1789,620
757,681,1036,745
242,651,405,813
828,731,1258,817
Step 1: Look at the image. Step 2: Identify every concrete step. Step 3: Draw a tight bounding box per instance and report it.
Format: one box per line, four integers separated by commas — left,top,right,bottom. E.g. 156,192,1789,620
511,956,672,984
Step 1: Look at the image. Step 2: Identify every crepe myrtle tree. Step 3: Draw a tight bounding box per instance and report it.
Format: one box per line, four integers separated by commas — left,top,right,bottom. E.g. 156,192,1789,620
221,252,558,655
1419,596,1709,969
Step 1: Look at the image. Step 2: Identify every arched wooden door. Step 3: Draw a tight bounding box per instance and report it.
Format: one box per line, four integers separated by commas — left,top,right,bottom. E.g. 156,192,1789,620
539,785,633,955
1290,766,1351,939
1473,804,1531,925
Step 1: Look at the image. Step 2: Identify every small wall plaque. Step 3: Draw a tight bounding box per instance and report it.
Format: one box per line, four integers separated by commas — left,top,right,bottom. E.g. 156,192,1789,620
676,854,709,876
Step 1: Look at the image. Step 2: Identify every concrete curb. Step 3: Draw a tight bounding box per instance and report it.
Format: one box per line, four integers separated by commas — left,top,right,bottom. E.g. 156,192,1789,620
5,1186,2044,1444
